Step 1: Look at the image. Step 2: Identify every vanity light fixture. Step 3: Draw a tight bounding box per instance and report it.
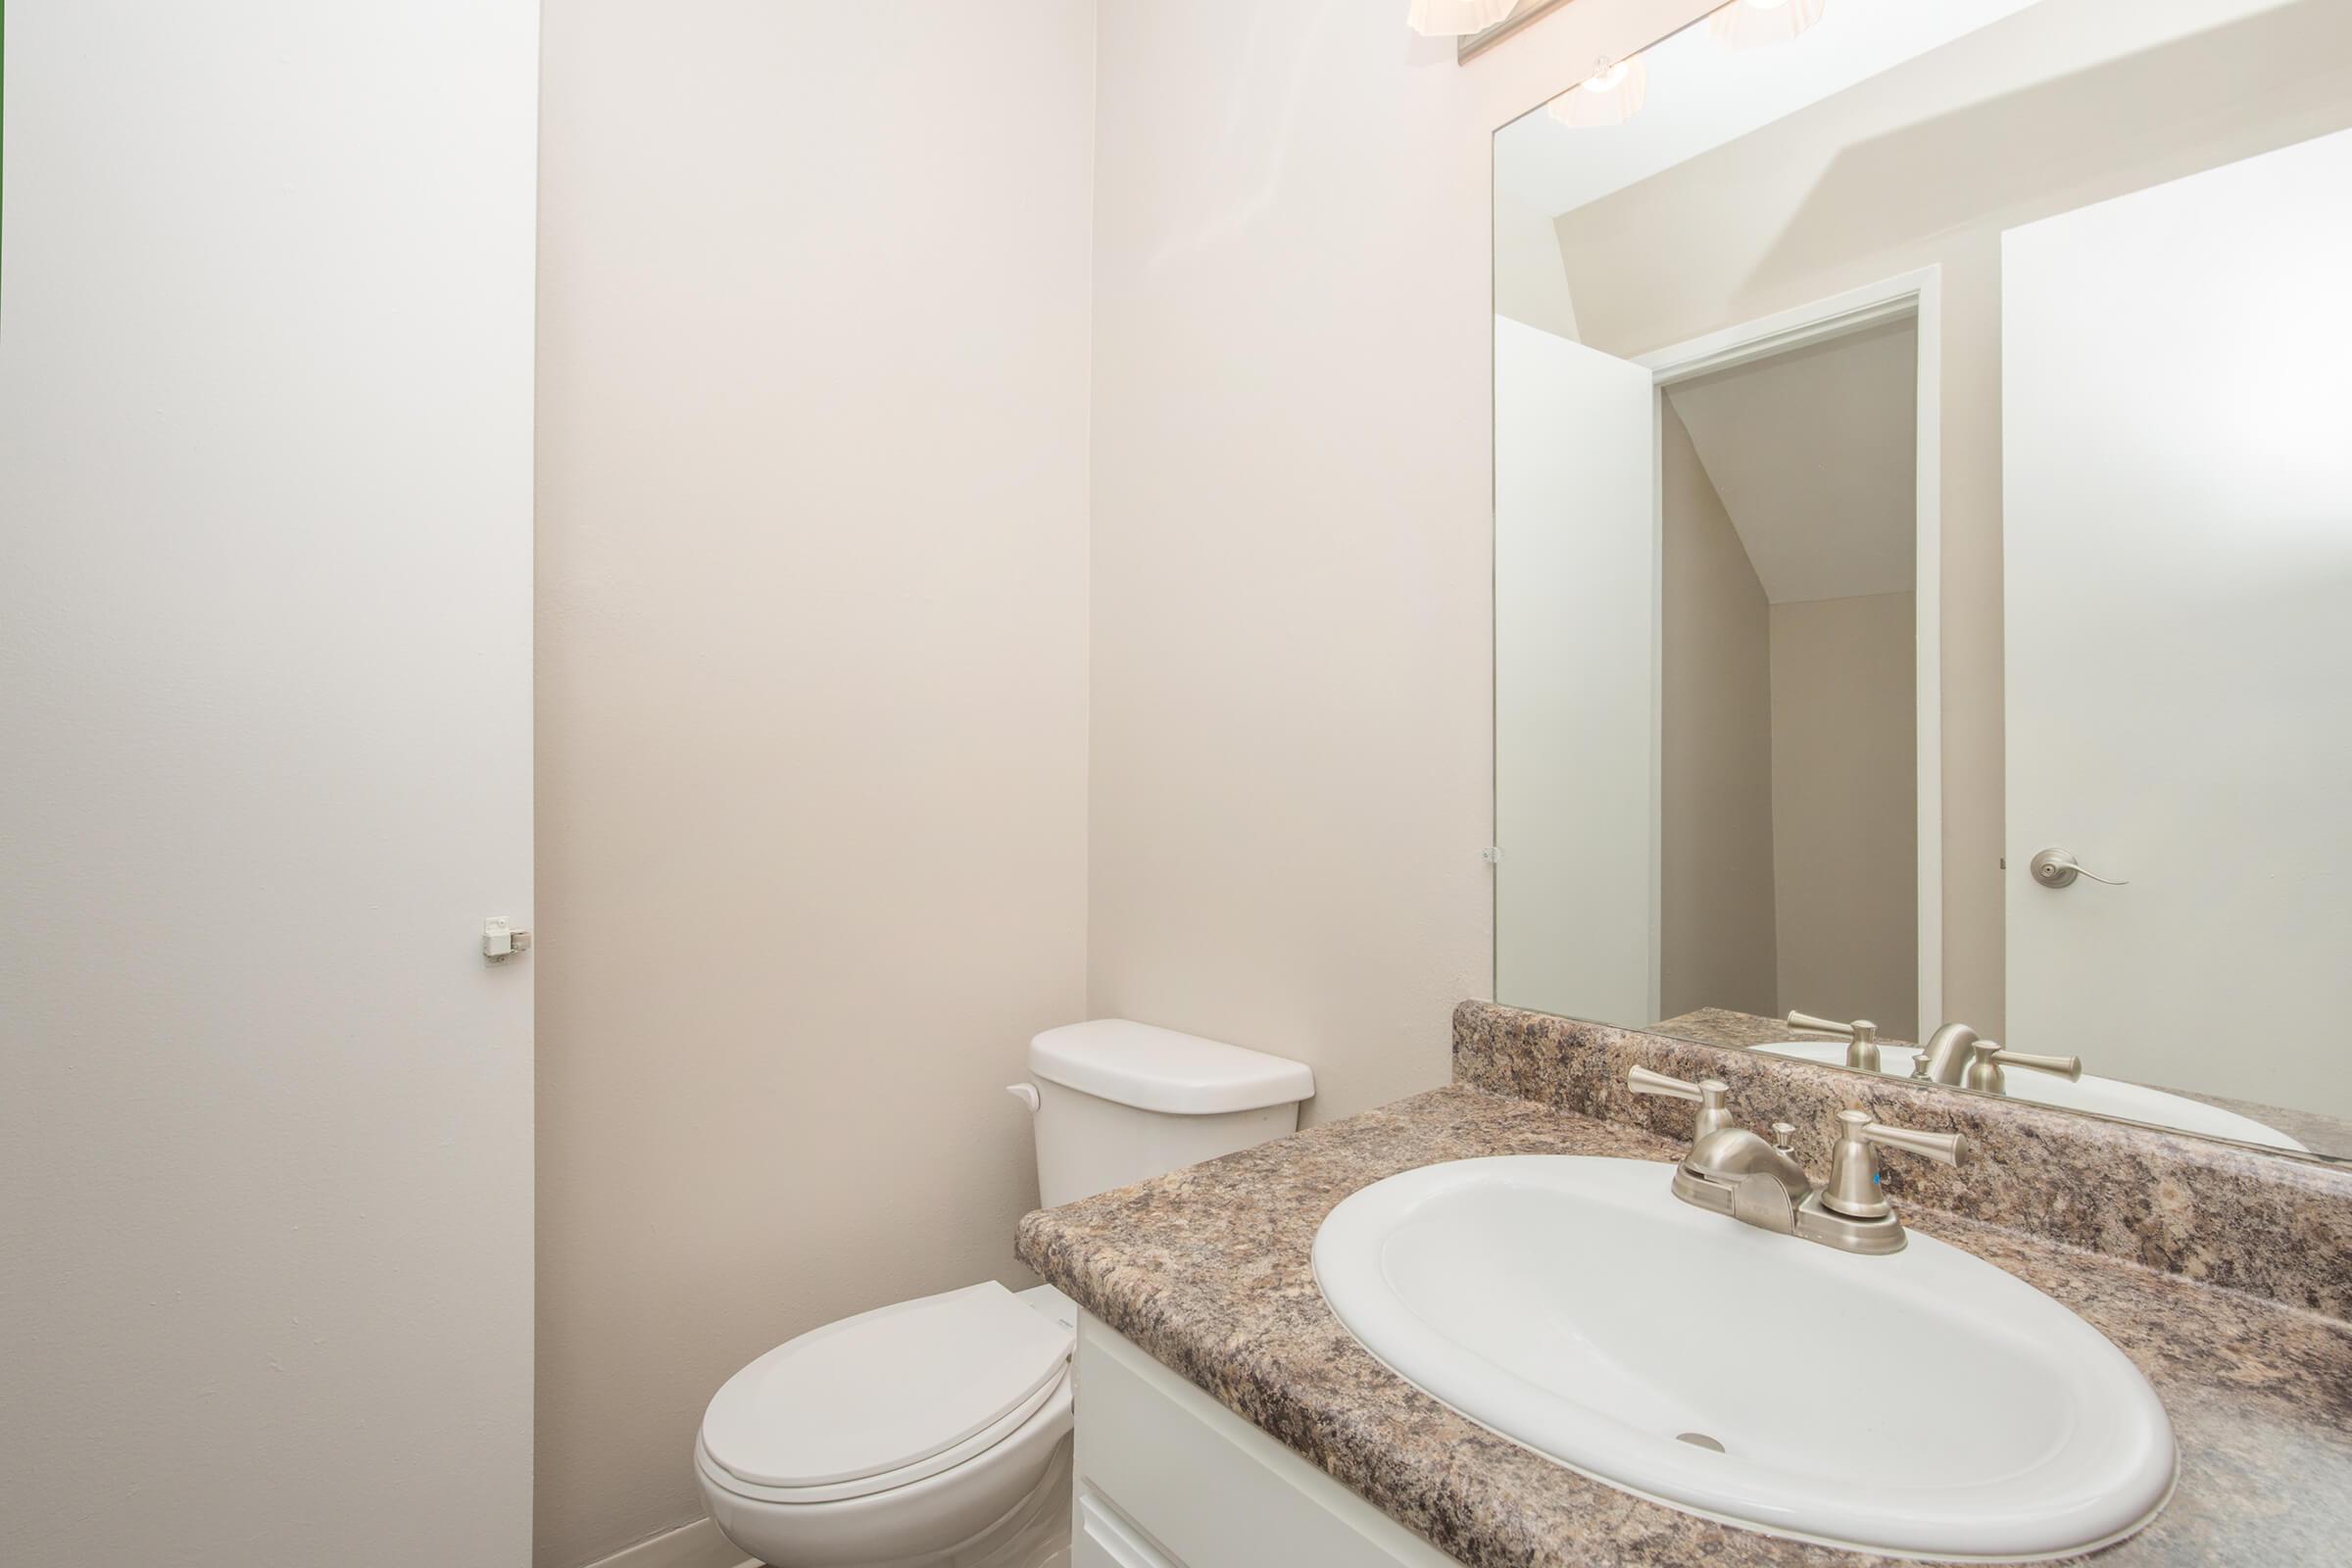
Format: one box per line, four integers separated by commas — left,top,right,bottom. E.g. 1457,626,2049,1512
1408,0,1521,38
1546,54,1647,127
1709,0,1826,51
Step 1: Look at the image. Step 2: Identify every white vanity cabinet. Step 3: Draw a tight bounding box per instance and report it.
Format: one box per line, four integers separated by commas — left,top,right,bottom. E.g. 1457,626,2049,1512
1069,1314,1458,1568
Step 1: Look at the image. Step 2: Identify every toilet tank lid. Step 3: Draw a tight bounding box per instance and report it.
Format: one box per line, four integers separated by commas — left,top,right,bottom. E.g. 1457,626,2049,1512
1029,1019,1314,1115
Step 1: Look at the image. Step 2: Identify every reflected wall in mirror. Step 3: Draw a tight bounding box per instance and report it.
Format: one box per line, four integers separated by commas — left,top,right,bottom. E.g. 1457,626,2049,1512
1492,0,2352,1160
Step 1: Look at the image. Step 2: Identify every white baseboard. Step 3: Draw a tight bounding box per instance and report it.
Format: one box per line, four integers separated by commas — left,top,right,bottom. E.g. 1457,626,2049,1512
578,1516,757,1568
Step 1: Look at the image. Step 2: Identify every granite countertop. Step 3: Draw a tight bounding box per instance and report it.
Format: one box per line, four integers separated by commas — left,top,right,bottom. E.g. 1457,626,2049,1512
1016,1086,2352,1567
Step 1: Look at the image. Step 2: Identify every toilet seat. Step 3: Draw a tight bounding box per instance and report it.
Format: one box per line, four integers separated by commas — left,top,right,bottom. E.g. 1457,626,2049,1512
696,1381,1072,1568
695,1284,1077,1568
699,1282,1073,1503
696,1365,1069,1506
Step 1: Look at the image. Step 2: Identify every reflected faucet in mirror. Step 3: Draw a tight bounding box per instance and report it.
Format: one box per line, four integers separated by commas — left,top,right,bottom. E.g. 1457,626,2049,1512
1964,1042,2083,1095
1744,1019,2306,1152
1910,1022,2081,1092
1786,1011,1881,1072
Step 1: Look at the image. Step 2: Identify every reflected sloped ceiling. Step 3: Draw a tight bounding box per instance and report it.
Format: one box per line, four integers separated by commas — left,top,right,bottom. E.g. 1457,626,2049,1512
1663,319,1917,605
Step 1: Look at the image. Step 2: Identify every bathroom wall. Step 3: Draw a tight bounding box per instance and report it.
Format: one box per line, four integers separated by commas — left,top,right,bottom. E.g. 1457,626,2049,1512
532,4,1097,1564
1086,0,1715,1125
1658,403,1778,1021
1555,0,2352,1034
1769,592,1919,1035
0,4,539,1565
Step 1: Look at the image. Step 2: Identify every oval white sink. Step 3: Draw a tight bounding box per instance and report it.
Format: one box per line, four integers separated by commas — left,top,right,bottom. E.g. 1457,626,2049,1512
1751,1040,2306,1152
1314,1156,2175,1561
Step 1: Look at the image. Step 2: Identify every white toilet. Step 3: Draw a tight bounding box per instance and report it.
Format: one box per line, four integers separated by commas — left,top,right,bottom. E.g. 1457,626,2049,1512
695,1020,1315,1568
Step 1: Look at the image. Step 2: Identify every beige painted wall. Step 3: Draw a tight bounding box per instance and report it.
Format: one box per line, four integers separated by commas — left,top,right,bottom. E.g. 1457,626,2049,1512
1658,403,1778,1020
530,3,1713,1559
1770,593,1920,1037
1086,0,1713,1125
1557,0,2352,1033
534,4,1096,1564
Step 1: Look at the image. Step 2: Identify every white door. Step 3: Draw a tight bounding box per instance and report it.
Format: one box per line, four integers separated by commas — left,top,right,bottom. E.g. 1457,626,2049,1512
2003,127,2352,1116
0,5,538,1564
1494,318,1658,1025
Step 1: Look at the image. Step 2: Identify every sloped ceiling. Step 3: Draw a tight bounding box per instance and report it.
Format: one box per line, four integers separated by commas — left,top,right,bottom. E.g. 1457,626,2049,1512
1664,318,1916,605
1494,0,2043,227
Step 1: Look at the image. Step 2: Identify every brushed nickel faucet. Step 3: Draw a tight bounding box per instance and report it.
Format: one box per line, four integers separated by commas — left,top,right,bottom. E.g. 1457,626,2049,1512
1963,1041,2083,1094
1911,1022,1982,1084
1910,1022,2082,1093
1786,1010,1881,1071
1631,1067,1969,1255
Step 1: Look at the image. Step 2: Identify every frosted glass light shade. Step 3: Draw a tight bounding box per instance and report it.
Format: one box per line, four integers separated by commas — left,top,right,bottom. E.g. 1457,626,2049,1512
1408,0,1520,37
1708,0,1826,50
1545,56,1648,128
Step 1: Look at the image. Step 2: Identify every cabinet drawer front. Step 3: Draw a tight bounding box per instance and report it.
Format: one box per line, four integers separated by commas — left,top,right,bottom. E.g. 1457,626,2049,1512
1073,1314,1457,1568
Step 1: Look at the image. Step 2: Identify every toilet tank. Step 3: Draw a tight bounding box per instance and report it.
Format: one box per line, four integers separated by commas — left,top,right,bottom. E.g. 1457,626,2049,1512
1014,1020,1315,1208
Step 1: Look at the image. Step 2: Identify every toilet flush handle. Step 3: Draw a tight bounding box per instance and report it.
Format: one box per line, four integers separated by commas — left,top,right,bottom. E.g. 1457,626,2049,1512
1005,1083,1042,1113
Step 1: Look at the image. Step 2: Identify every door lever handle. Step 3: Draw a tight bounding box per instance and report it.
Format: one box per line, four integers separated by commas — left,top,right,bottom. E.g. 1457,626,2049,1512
2028,848,2126,889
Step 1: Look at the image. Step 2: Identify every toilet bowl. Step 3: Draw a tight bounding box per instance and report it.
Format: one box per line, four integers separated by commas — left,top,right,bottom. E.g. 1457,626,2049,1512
697,1020,1315,1567
697,1283,1078,1568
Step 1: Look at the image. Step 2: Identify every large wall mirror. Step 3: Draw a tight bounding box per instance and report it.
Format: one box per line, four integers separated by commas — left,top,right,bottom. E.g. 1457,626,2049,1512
1493,0,2352,1161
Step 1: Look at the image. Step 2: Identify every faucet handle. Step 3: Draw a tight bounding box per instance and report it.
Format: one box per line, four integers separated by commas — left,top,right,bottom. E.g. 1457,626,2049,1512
1787,1010,1872,1040
1628,1065,1702,1098
1787,1012,1882,1071
1628,1066,1734,1139
1963,1041,2083,1094
1821,1109,1969,1219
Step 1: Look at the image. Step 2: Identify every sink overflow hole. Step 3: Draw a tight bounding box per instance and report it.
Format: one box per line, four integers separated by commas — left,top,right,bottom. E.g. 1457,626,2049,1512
1675,1432,1726,1453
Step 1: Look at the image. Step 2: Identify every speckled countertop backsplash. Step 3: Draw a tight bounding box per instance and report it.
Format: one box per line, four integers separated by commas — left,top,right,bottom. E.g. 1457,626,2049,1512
1453,1000,2352,1318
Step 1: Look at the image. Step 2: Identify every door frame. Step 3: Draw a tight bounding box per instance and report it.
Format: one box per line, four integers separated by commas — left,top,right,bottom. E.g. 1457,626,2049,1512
1632,266,1945,1035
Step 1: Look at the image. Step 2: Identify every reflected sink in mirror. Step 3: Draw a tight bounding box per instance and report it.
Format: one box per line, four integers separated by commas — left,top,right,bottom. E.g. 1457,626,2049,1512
1314,1156,2176,1561
1751,1039,2306,1152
